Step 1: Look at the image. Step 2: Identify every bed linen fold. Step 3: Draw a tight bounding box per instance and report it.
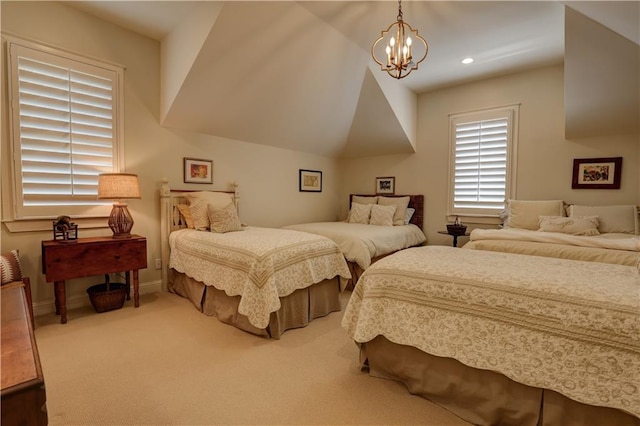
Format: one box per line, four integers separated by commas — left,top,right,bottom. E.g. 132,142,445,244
170,227,351,328
342,246,640,417
281,222,426,269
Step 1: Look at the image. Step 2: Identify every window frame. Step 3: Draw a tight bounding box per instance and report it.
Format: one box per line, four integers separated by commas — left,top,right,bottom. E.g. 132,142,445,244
447,104,519,218
6,35,125,221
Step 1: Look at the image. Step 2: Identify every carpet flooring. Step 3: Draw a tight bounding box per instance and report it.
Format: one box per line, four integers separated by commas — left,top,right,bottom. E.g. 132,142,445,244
34,290,470,425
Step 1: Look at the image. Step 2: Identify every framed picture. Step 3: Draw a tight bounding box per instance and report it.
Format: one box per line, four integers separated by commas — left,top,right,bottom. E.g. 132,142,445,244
299,169,322,192
376,176,395,194
184,158,213,184
572,157,622,189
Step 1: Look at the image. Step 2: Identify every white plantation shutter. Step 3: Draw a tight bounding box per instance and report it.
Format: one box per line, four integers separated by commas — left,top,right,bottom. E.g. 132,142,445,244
8,40,124,219
448,105,518,216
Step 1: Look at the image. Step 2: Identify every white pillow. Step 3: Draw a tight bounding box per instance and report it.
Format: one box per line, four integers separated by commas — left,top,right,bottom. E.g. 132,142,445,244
404,208,416,225
538,216,600,236
506,200,565,230
208,202,242,233
568,205,638,234
348,203,373,225
186,191,235,210
378,196,410,226
369,204,396,226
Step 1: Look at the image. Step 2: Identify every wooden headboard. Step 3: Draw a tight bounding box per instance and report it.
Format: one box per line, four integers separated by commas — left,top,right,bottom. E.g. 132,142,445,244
350,194,424,229
159,178,239,291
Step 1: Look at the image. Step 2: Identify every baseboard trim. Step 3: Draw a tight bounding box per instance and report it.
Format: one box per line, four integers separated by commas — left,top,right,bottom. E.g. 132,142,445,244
33,280,163,317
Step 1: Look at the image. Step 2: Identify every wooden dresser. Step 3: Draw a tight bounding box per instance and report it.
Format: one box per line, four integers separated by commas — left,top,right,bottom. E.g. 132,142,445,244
1,285,48,426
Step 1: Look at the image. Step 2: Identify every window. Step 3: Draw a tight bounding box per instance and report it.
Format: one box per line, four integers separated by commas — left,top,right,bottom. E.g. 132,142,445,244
447,105,519,217
7,38,124,219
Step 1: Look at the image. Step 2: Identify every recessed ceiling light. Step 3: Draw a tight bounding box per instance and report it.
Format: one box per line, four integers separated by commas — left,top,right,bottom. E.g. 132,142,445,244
461,57,474,64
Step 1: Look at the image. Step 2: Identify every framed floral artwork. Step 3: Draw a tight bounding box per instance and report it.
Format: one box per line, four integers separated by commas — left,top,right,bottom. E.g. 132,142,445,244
184,158,213,184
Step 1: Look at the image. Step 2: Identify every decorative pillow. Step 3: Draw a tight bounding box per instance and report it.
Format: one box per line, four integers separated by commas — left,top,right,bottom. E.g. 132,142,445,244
568,205,638,234
369,204,396,226
1,250,23,285
378,196,410,226
404,207,416,225
538,216,600,236
208,202,242,233
188,199,210,230
348,203,373,225
176,204,195,229
186,191,235,210
506,200,565,230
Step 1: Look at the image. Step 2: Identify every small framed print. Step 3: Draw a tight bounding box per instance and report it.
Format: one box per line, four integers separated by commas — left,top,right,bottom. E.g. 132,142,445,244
184,158,213,184
299,169,322,192
572,157,622,189
376,176,395,194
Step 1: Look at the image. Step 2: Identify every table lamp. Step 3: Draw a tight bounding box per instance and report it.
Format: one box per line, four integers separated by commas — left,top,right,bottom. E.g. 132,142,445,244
97,173,141,239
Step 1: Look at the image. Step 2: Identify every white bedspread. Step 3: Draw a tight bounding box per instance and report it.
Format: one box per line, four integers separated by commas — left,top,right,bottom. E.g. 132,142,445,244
342,246,640,417
281,222,426,269
170,227,351,328
470,228,640,251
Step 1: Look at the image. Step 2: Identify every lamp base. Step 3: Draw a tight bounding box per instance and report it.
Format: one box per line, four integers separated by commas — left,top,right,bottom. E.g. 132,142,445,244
108,202,134,239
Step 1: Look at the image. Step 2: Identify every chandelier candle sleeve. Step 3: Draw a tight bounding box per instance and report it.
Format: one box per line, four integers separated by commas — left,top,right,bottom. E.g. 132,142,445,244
97,173,141,239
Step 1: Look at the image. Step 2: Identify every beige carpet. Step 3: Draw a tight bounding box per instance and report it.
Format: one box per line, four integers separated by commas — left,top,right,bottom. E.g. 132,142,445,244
34,291,471,426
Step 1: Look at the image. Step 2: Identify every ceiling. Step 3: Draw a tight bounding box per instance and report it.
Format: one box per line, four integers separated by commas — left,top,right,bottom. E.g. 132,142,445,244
63,1,639,158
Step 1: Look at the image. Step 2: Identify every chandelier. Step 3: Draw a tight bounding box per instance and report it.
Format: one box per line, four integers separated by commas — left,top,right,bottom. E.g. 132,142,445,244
371,0,428,79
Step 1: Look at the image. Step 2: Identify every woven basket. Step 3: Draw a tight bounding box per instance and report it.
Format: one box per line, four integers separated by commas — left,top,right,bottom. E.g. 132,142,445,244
87,282,127,313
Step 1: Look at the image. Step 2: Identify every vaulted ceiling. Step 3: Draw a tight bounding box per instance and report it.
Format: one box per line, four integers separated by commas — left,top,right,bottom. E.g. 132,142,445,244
65,1,639,157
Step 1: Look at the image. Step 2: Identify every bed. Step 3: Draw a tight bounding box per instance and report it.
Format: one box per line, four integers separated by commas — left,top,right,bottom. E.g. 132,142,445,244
282,194,426,287
464,201,640,267
160,179,351,338
342,245,640,426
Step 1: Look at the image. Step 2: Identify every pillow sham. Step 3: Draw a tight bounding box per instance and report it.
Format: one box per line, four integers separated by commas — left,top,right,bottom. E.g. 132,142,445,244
378,196,410,226
506,200,565,230
349,203,373,225
568,205,638,234
186,191,235,210
351,195,378,205
538,216,600,236
176,204,195,229
1,250,22,285
188,199,210,230
369,204,396,226
208,202,242,233
404,207,416,225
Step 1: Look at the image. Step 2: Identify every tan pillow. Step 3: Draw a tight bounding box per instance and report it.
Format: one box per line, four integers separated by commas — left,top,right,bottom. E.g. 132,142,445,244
186,191,235,210
538,216,600,236
369,204,396,226
351,195,378,205
1,250,22,285
348,203,373,224
208,202,242,233
506,200,565,230
188,199,210,230
176,204,194,229
378,196,410,226
568,205,638,234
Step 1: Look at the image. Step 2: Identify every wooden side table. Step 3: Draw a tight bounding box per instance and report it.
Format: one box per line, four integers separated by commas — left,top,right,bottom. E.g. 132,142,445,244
438,231,470,248
42,235,147,324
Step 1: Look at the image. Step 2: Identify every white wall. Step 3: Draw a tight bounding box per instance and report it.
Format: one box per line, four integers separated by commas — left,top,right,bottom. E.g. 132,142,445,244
0,1,340,314
340,65,640,246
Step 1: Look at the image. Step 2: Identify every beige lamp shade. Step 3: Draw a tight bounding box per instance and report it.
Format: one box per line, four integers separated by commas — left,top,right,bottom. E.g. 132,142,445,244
97,173,141,200
97,173,141,238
